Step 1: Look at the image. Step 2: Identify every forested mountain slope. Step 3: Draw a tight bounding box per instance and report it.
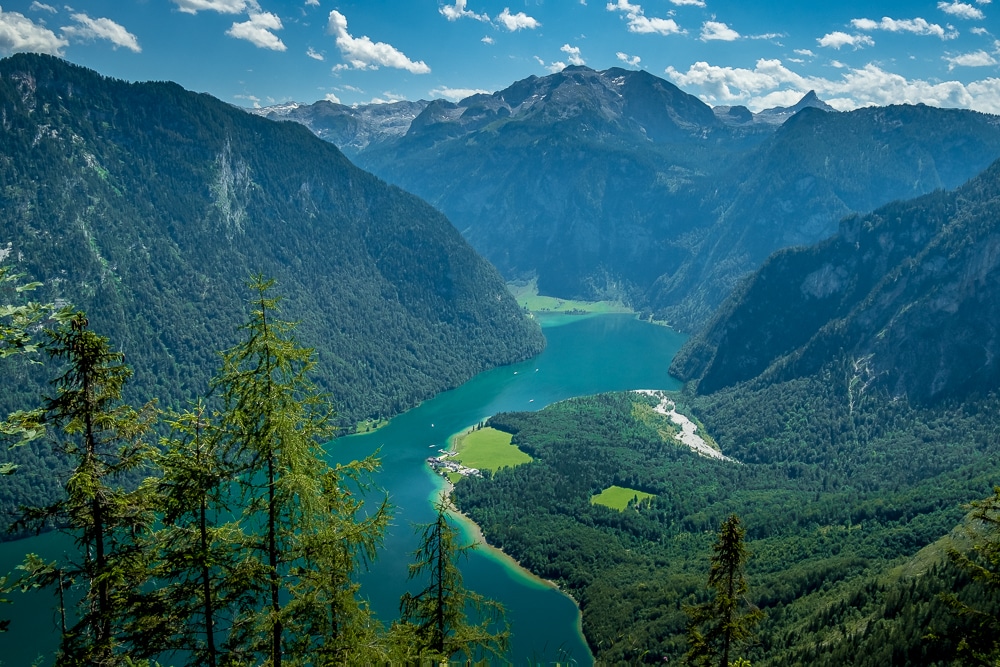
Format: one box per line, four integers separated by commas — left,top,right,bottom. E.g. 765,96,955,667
265,67,1000,332
0,53,543,431
673,157,1000,402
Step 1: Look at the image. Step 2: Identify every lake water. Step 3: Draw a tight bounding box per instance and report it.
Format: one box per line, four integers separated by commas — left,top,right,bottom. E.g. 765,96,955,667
0,312,686,665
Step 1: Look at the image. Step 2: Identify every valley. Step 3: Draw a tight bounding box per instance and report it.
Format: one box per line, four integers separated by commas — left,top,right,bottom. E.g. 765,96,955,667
3,49,1000,666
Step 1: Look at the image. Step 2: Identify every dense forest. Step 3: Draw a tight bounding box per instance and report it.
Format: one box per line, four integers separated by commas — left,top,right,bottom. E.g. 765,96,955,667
452,381,1000,663
0,272,508,665
0,53,543,519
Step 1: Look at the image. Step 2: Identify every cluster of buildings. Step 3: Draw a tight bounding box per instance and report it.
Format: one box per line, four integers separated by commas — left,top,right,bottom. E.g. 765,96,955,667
426,451,482,478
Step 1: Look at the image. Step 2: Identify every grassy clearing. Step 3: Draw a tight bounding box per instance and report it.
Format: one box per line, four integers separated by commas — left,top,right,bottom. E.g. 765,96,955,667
507,279,631,315
352,417,389,435
591,485,657,511
452,427,533,472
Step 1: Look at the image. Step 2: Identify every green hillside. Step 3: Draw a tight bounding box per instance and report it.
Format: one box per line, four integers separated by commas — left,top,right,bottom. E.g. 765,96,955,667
0,53,543,514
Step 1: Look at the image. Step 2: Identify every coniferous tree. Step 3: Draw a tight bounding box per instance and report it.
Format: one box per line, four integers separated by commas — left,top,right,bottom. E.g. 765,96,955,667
215,275,388,665
18,312,158,665
396,499,509,663
136,401,253,666
685,514,762,667
944,487,1000,665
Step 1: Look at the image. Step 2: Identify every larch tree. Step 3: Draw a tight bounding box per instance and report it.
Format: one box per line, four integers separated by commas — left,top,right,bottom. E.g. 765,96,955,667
137,401,253,666
396,499,509,663
685,514,762,667
19,312,158,665
215,275,388,665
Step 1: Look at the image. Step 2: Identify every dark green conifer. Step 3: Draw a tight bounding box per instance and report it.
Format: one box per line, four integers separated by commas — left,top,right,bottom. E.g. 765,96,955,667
685,514,762,667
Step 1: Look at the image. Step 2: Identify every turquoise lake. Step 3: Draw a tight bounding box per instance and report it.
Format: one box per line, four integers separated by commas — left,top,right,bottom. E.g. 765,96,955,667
0,312,686,665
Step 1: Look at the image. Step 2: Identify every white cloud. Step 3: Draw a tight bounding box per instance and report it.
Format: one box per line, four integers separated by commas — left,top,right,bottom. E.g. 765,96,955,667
481,35,494,44
701,21,739,41
62,13,141,52
29,2,56,13
497,8,540,31
306,46,323,60
305,0,320,6
561,43,585,65
607,1,683,36
666,57,1000,113
971,26,989,34
669,0,705,5
938,1,986,19
628,15,682,35
851,16,955,39
429,86,490,101
0,9,67,54
324,92,341,103
616,51,641,67
440,0,489,22
172,0,249,15
945,49,998,68
234,93,261,108
817,31,875,49
227,11,286,50
327,10,430,73
367,92,408,104
794,48,816,57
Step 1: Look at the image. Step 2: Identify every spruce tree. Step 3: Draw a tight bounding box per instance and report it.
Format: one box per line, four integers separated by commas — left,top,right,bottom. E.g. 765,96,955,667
215,275,388,665
685,514,762,667
19,312,158,665
396,499,509,663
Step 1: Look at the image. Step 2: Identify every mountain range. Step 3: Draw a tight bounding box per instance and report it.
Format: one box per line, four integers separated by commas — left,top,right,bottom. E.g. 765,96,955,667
0,53,543,434
259,66,1000,331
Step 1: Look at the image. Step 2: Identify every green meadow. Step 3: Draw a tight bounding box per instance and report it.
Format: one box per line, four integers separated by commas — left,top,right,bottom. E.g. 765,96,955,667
590,485,657,511
452,427,533,472
507,279,631,315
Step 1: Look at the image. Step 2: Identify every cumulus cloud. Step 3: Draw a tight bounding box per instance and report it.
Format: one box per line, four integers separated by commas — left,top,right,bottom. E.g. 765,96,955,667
440,0,489,22
172,0,249,14
851,16,956,39
324,92,341,103
62,13,141,52
616,51,641,67
305,0,320,6
481,35,494,44
670,0,706,5
306,46,323,60
29,2,56,13
666,57,1000,113
701,21,740,41
430,86,490,101
606,1,683,36
227,11,286,50
945,49,998,68
817,31,875,49
561,43,585,66
938,1,986,19
0,8,67,54
794,48,816,57
497,8,540,31
327,10,430,73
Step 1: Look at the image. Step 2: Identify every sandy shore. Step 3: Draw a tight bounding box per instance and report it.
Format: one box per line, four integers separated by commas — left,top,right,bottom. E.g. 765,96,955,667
436,480,567,594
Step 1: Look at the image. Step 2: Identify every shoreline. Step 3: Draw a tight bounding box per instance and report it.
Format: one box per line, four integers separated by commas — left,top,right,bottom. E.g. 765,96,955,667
429,430,590,655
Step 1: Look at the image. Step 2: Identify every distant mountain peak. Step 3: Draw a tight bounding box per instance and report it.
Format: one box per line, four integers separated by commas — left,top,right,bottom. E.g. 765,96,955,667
753,90,836,124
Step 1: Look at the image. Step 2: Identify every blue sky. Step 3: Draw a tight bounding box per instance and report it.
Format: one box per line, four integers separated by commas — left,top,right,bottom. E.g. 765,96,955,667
2,0,1000,112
